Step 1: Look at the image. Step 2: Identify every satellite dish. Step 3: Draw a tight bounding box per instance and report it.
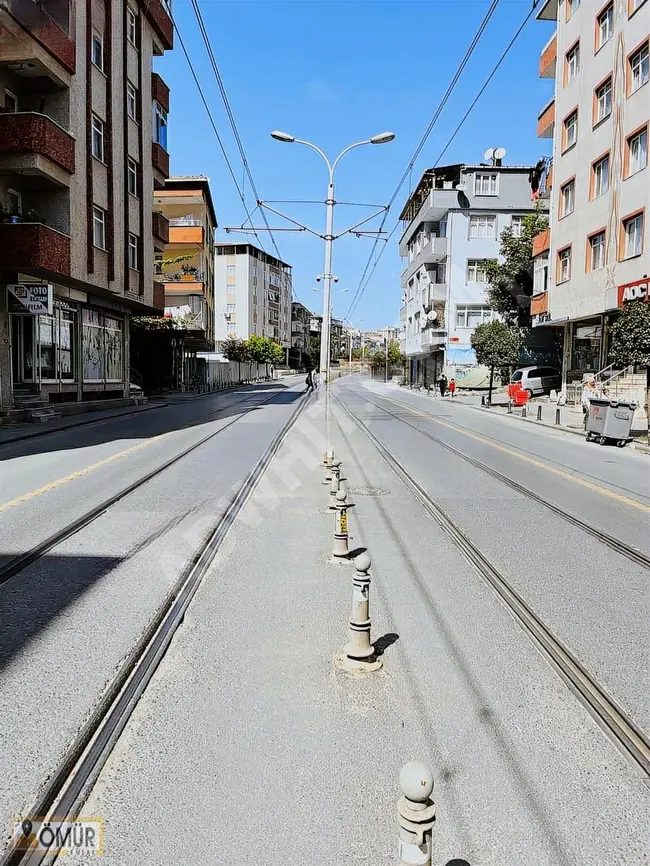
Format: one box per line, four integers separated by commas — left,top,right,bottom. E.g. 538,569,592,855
483,148,495,161
427,310,438,322
494,147,507,160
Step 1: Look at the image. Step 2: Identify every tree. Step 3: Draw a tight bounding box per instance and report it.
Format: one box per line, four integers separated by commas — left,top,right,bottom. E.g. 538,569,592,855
245,334,284,365
369,340,406,370
222,335,249,362
471,320,523,405
485,208,549,326
608,301,650,442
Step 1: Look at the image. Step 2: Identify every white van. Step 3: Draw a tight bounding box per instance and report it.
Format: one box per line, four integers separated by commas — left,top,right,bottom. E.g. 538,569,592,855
511,365,562,398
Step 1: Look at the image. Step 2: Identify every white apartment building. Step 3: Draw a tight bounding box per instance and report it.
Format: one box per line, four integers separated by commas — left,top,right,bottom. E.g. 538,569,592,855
533,0,649,387
399,162,536,387
214,242,292,353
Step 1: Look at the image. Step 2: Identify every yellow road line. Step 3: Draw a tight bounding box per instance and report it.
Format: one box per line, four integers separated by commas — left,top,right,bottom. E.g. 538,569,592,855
378,392,650,514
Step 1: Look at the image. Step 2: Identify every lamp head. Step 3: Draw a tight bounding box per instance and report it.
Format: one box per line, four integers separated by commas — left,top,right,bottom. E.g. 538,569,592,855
370,131,396,145
270,130,295,143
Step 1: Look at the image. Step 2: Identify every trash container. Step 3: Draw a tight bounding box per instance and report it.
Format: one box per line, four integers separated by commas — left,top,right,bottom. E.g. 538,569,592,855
585,397,637,446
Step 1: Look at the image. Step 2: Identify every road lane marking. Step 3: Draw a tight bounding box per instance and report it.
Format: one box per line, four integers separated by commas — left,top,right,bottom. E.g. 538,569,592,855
372,391,650,514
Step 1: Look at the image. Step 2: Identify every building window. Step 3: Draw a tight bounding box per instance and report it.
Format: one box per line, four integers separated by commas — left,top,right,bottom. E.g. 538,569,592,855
469,214,496,238
91,114,104,161
474,173,498,196
567,0,580,16
591,154,610,198
226,303,236,313
226,264,236,275
92,32,103,70
588,231,606,270
126,81,137,121
533,252,549,295
226,322,236,333
594,77,612,124
560,179,575,217
82,310,123,380
126,7,138,46
127,158,137,196
456,305,493,329
629,0,647,12
563,109,578,150
626,126,648,176
7,188,22,217
92,206,106,249
128,233,138,270
596,4,613,50
153,102,167,150
628,42,649,95
4,89,17,112
565,42,580,83
557,247,572,283
466,260,490,282
621,212,644,258
511,215,525,238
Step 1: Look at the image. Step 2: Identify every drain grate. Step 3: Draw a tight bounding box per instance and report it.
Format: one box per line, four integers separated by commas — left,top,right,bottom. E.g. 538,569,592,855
348,486,391,496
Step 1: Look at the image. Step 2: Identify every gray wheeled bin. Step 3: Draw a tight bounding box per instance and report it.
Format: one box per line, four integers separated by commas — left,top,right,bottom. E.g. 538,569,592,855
585,397,636,446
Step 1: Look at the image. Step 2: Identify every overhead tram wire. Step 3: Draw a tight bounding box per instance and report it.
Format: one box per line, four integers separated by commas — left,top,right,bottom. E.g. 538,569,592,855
345,0,501,318
346,0,540,319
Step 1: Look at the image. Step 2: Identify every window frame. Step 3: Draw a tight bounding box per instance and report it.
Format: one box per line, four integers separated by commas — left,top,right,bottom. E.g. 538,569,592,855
466,259,490,283
559,177,576,218
126,81,138,122
562,107,578,152
128,232,138,270
455,305,493,329
153,101,168,150
565,40,580,85
4,89,18,112
595,2,614,52
473,173,499,196
628,0,647,14
586,229,606,272
566,0,581,19
7,188,22,217
468,214,497,239
91,114,105,162
557,246,572,284
226,264,236,275
511,215,525,238
627,40,649,96
624,123,648,177
127,157,138,197
619,210,645,260
91,31,104,71
92,206,106,250
126,7,138,47
593,74,613,126
590,152,610,199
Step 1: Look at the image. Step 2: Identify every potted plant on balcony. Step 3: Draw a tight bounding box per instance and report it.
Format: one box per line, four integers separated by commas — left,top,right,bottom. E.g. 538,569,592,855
180,265,197,282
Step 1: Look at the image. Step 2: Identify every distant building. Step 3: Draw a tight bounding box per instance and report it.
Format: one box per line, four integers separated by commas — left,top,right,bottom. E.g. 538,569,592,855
290,301,311,368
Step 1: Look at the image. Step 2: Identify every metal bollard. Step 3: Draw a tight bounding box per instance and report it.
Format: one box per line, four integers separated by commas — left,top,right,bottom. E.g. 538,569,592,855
329,461,342,508
507,401,512,414
537,405,542,421
522,404,527,419
555,407,561,425
336,553,382,672
332,490,350,559
481,395,485,407
397,762,436,866
323,449,335,484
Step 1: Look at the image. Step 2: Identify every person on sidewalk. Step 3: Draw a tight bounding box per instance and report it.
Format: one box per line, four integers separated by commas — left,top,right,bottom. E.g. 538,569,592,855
448,378,457,398
305,368,315,393
438,373,448,397
581,376,601,428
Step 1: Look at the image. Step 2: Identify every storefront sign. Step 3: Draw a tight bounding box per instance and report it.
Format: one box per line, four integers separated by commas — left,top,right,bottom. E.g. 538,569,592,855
617,278,649,306
7,283,53,315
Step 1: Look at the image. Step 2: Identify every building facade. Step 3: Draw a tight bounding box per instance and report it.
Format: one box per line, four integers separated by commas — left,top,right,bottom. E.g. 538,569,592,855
533,0,649,389
153,176,217,352
399,162,536,387
0,0,172,414
214,242,292,353
289,300,310,367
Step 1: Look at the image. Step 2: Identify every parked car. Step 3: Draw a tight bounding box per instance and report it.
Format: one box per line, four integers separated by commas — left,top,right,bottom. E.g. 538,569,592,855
511,365,561,398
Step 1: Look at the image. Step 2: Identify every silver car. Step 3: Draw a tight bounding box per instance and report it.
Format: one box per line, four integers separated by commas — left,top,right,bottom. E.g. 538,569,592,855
511,365,562,398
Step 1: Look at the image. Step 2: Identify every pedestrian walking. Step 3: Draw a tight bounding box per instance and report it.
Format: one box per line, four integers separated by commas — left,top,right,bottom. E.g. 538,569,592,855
305,368,315,393
448,378,457,398
438,373,448,397
581,376,601,428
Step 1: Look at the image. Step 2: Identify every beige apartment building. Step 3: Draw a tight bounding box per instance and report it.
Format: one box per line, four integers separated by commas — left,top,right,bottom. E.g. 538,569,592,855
0,0,172,417
533,0,649,390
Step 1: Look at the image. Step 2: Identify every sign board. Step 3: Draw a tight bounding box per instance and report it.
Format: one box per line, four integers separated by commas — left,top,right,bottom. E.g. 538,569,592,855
617,277,649,307
7,283,53,315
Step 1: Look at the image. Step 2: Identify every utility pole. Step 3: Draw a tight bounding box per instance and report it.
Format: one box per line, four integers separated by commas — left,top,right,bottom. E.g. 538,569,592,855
385,334,389,384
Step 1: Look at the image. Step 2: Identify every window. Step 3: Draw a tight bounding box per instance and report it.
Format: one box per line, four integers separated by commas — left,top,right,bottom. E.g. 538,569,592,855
128,233,138,270
566,42,580,83
226,322,236,333
7,189,22,217
466,260,490,282
126,7,137,46
596,4,613,50
92,206,106,249
629,0,647,12
533,252,549,295
622,212,644,258
4,89,17,112
126,82,137,121
226,264,236,275
127,158,137,196
92,32,103,70
567,0,580,15
628,43,649,95
563,109,578,150
456,305,493,329
91,114,104,161
558,247,572,283
474,173,498,195
226,304,236,313
511,215,525,238
153,102,167,150
589,231,606,270
560,179,575,217
594,77,612,124
591,154,610,198
626,126,648,176
469,214,496,238
82,310,123,380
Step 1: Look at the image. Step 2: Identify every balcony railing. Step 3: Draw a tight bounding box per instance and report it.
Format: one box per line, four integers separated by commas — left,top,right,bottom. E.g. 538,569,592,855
152,142,170,178
539,31,557,79
0,112,75,174
152,210,169,244
151,72,170,112
0,222,70,276
168,217,203,226
3,0,75,72
537,99,555,139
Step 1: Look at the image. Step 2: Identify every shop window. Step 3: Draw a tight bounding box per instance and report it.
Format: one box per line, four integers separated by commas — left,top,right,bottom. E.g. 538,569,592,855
572,322,602,371
82,310,124,381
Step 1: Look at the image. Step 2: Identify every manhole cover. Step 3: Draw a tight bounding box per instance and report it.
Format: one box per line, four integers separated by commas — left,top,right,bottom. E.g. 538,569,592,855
348,486,391,496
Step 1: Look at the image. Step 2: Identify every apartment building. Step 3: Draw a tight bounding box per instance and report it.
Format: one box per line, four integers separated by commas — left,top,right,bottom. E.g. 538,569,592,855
289,300,311,367
153,176,217,351
0,0,172,414
399,161,536,387
533,0,649,387
214,242,292,353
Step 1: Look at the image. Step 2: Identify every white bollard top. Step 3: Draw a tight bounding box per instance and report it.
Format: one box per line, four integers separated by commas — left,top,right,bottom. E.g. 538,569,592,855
336,490,348,503
399,761,434,802
354,552,371,573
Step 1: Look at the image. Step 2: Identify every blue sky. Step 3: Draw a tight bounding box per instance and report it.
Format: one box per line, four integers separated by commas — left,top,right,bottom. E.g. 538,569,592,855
158,0,555,329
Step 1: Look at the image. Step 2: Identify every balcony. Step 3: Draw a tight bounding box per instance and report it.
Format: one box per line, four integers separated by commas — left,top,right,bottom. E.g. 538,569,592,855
151,72,170,112
535,0,558,20
539,32,557,79
152,210,169,246
401,236,448,283
162,277,205,296
421,281,447,309
138,0,173,52
532,229,551,257
537,99,555,139
0,221,70,276
152,142,169,179
1,0,75,73
152,281,165,312
421,329,447,350
399,187,459,251
168,221,204,246
0,112,74,184
531,293,549,315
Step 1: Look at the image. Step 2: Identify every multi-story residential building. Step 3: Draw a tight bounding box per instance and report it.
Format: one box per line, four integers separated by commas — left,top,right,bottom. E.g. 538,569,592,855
214,242,292,354
289,300,311,367
533,0,649,392
399,161,536,387
153,176,217,352
0,0,173,415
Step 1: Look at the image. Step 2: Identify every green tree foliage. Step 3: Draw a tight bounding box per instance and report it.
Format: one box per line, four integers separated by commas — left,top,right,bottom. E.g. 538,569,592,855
222,336,249,361
608,301,650,437
471,321,523,404
369,340,406,368
245,334,284,365
485,209,549,326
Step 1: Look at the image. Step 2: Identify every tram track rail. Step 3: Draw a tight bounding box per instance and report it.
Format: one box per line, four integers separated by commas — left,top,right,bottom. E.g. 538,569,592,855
334,390,650,779
0,389,309,866
357,390,650,571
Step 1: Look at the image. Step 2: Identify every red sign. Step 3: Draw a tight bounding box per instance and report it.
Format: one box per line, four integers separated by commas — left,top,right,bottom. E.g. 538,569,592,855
617,277,649,306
